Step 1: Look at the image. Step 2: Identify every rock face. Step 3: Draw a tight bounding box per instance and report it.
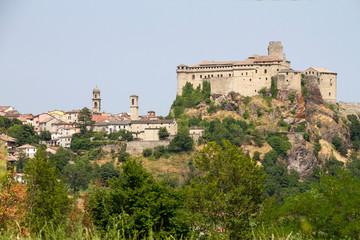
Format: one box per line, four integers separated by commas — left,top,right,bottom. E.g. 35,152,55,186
286,132,318,179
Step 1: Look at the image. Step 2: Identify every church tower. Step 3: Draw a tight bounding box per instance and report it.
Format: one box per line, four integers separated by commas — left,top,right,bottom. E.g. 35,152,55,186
130,95,139,120
92,87,101,112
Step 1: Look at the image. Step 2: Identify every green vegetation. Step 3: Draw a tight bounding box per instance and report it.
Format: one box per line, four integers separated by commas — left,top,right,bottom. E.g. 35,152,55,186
270,77,278,98
158,127,170,140
332,135,348,156
288,93,295,103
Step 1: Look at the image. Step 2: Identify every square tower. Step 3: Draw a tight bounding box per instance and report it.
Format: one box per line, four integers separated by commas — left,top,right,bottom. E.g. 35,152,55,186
130,95,139,120
268,41,283,58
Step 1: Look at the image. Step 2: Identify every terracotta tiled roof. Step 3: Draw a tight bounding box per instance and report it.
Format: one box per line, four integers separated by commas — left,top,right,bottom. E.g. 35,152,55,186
312,67,336,74
92,115,111,122
189,55,284,68
17,144,37,149
0,134,17,142
4,110,20,118
0,106,12,112
130,119,175,124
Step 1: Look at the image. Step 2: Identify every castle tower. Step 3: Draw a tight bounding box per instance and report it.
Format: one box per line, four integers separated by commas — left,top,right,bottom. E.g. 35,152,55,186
92,87,101,112
130,95,139,120
268,41,283,58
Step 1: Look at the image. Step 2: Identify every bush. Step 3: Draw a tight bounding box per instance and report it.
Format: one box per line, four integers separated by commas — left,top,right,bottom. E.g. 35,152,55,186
207,102,217,114
142,148,152,157
168,131,194,153
243,110,250,119
153,145,167,158
259,87,267,97
118,151,130,162
266,132,291,157
288,93,295,103
332,135,347,156
158,127,170,140
256,108,263,117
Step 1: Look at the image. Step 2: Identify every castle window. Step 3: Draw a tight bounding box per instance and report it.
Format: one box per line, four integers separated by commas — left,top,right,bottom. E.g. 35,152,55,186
132,99,134,105
221,74,223,77
255,90,257,92
329,92,331,96
200,75,202,78
330,83,333,86
241,73,243,76
229,74,231,77
211,74,213,77
192,75,195,79
266,77,268,80
264,69,267,74
204,76,207,78
250,79,252,81
255,70,257,73
208,75,210,78
217,74,219,77
286,79,289,82
246,72,248,76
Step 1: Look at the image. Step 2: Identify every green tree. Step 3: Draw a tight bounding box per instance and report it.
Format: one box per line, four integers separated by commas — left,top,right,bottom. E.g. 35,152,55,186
187,141,265,238
270,77,278,98
158,127,170,140
15,151,29,173
24,148,70,233
62,158,91,192
262,170,360,239
49,147,73,172
39,130,51,141
7,124,39,146
87,159,190,238
77,107,94,135
266,132,291,157
168,131,194,153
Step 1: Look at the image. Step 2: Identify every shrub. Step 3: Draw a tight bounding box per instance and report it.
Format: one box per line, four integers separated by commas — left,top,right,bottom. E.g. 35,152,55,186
118,151,130,162
158,127,170,140
266,132,291,157
207,102,217,114
288,93,295,103
256,108,263,117
153,145,167,158
142,148,152,157
243,110,250,119
259,87,267,97
270,77,278,98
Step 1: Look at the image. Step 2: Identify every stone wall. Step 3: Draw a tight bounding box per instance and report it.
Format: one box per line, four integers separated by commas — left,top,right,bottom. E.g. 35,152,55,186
126,140,170,154
338,101,360,118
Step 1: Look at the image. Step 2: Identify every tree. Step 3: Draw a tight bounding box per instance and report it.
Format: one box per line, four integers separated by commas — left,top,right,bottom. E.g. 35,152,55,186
86,159,190,238
270,77,278,98
158,127,170,140
24,148,70,233
266,132,291,157
39,130,51,141
49,147,73,172
62,160,91,193
7,124,39,146
77,107,94,135
168,131,194,153
186,141,265,238
263,170,360,239
15,151,29,173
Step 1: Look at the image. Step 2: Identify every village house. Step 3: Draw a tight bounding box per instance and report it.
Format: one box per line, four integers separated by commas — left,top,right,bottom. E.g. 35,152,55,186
0,134,18,168
17,144,37,158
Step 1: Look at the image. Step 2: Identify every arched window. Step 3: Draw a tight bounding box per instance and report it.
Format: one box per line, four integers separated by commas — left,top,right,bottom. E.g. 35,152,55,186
132,99,135,105
94,102,98,108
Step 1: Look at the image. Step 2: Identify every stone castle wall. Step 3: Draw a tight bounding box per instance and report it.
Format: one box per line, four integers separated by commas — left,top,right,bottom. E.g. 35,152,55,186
177,42,337,104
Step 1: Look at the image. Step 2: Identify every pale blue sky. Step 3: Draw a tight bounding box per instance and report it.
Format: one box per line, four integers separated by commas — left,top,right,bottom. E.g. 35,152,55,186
0,0,359,116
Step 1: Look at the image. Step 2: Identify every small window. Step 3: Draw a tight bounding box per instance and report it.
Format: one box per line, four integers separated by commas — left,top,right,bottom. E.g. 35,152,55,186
266,77,268,80
229,74,231,77
250,79,252,81
132,99,134,105
221,74,223,77
329,92,331,96
241,73,243,76
192,75,195,79
264,69,267,74
255,70,257,73
208,75,210,78
200,75,202,78
286,79,289,82
211,74,213,77
246,72,248,76
277,69,279,71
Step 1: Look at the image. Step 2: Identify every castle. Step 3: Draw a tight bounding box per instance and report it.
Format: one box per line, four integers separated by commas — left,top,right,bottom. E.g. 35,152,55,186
177,41,337,104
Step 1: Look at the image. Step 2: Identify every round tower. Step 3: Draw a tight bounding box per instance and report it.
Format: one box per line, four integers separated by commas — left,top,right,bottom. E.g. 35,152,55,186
92,87,101,112
130,95,139,120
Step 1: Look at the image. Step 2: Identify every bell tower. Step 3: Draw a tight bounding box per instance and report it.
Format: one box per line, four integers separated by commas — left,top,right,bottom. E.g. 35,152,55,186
130,95,139,120
92,87,101,112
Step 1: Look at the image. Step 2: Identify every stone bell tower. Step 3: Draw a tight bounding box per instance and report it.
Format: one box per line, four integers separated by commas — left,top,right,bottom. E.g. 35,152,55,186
130,95,139,120
92,87,101,112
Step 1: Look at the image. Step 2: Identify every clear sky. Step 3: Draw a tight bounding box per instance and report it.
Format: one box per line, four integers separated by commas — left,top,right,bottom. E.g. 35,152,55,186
0,0,359,116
